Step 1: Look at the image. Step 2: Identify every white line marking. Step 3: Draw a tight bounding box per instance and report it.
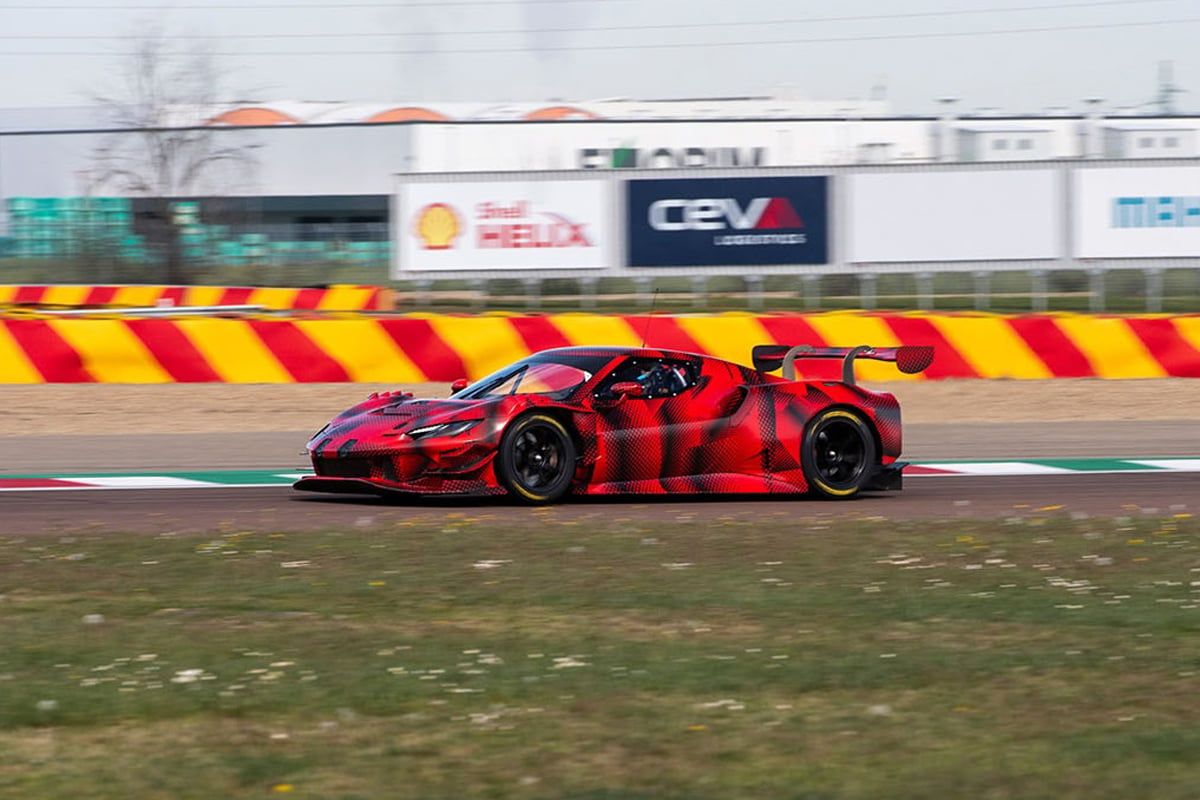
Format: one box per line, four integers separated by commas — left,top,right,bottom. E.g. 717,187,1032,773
903,469,1179,478
1126,459,1200,472
911,462,1074,476
68,476,217,489
0,483,291,493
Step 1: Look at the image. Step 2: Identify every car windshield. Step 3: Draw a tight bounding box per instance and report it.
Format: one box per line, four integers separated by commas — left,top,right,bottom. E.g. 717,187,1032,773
455,354,610,401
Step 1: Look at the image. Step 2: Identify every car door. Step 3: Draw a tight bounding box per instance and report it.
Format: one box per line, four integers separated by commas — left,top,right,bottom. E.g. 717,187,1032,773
588,355,743,488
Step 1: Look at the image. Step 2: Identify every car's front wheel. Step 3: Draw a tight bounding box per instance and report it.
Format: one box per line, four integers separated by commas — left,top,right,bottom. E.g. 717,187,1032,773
497,414,576,504
801,408,877,499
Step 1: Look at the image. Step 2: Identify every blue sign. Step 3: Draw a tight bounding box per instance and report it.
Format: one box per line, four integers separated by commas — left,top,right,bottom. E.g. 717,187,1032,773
1112,196,1200,228
627,176,828,267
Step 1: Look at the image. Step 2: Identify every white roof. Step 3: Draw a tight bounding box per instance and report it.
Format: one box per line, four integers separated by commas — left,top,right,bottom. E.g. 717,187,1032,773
955,125,1054,134
1102,121,1199,132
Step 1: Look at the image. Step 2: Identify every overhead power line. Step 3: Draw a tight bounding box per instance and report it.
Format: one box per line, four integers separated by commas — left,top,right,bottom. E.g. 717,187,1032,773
0,0,1184,37
1,15,1197,55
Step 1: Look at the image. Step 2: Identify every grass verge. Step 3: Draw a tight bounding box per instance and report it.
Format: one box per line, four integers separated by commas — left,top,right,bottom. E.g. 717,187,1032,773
2,514,1198,799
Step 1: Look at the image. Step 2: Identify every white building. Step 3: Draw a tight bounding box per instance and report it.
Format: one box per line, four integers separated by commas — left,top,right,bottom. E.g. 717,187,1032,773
956,125,1056,162
1101,122,1199,159
3,97,1200,215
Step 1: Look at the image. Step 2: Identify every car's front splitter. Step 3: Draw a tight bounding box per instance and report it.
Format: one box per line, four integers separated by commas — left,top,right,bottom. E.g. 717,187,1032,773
292,476,506,499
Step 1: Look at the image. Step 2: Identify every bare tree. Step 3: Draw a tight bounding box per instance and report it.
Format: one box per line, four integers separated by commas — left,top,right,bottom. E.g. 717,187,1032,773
90,29,258,283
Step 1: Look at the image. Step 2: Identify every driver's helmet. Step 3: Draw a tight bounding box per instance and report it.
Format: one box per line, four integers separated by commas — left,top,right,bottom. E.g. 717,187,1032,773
636,363,689,397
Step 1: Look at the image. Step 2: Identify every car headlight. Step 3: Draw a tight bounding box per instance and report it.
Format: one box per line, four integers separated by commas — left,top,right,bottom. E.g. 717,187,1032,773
406,419,482,440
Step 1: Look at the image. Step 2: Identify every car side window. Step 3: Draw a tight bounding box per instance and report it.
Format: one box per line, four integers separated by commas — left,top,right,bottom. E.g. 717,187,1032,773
596,357,699,399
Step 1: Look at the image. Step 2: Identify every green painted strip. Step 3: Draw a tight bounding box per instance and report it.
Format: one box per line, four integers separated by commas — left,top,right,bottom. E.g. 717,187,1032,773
909,456,1192,467
1029,459,1165,472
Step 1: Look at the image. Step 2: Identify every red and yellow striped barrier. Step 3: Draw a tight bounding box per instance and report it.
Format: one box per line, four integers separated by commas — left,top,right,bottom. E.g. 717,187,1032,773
0,284,387,312
1,312,1198,383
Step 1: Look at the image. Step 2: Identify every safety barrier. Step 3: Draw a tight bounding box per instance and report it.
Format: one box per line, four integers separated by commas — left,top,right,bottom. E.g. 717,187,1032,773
0,284,387,312
0,312,1197,383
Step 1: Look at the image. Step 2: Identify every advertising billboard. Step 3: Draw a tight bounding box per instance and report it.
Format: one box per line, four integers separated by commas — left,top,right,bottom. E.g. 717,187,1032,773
626,176,828,267
398,180,611,272
1075,166,1200,258
847,170,1061,263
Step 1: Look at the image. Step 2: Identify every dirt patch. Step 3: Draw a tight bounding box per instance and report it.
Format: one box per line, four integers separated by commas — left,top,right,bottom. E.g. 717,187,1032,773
871,379,1200,424
0,383,447,436
0,379,1195,437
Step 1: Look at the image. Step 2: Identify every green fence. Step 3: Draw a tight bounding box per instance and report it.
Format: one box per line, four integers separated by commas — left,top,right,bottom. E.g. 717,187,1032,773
2,196,391,278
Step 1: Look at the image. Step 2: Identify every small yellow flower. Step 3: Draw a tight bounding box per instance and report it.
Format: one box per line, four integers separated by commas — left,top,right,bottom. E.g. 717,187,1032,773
368,580,386,587
272,784,295,793
687,724,707,731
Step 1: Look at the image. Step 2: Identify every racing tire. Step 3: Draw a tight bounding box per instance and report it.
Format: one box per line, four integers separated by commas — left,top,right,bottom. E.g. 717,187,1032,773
497,414,577,505
801,408,877,499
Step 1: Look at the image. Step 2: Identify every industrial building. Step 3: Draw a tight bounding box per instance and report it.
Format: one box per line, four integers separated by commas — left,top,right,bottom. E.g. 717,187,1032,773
2,97,1199,270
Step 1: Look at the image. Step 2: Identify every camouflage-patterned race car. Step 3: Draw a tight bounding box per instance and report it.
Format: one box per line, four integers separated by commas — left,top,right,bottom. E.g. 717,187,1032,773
294,344,933,504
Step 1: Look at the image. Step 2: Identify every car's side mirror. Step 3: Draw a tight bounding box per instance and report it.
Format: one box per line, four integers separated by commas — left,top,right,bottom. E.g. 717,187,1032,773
450,378,469,394
609,381,645,399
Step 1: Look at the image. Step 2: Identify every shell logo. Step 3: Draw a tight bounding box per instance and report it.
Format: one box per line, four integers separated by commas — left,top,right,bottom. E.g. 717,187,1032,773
413,203,463,250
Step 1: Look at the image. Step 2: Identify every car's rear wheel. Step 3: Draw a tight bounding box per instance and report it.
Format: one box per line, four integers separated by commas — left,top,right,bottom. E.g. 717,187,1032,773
801,409,876,499
497,414,576,505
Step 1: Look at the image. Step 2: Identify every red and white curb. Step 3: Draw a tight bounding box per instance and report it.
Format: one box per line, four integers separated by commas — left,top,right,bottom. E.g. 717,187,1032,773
0,460,1198,492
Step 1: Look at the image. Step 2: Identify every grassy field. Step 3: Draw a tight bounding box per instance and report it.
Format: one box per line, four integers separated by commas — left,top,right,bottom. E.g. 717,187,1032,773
2,513,1199,799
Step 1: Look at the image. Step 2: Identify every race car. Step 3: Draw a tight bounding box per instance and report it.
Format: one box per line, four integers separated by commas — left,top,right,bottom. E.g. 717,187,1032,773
293,344,933,504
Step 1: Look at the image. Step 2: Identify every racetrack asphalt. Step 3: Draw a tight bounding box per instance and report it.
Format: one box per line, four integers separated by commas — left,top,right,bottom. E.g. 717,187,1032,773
3,473,1196,535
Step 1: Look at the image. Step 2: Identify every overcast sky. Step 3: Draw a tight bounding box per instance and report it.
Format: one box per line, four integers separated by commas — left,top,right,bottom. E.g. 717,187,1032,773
0,0,1196,115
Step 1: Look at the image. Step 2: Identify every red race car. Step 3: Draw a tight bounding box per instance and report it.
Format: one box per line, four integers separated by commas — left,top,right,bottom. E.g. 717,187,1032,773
294,344,933,504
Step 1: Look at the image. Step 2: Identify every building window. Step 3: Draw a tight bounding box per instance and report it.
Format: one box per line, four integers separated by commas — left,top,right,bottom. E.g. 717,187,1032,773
1139,137,1154,148
1017,138,1033,150
992,139,1009,150
298,216,335,241
1165,136,1180,148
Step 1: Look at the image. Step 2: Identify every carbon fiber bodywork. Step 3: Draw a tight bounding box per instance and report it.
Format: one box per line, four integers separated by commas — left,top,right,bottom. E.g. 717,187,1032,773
294,346,906,499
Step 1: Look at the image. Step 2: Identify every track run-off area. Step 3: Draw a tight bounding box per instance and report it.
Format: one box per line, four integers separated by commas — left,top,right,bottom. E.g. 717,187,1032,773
2,382,1199,798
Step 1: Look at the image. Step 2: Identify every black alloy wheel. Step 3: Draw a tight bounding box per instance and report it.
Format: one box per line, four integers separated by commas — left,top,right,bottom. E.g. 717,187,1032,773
801,409,877,499
497,414,576,504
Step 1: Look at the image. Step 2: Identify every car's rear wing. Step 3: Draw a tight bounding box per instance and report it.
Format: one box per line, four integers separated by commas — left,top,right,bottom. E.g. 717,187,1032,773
751,344,934,386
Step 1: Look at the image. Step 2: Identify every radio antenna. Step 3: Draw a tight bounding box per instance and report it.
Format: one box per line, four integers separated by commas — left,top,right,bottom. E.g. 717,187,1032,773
640,289,661,348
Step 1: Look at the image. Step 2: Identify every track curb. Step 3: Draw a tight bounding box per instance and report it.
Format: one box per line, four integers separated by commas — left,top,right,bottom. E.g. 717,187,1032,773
2,459,1198,492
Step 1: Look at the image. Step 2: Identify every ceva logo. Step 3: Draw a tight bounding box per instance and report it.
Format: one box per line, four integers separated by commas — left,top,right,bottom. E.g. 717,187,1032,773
648,197,804,231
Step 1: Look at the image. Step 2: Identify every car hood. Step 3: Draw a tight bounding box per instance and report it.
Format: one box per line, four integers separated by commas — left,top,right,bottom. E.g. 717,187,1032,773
372,397,485,423
325,395,490,431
